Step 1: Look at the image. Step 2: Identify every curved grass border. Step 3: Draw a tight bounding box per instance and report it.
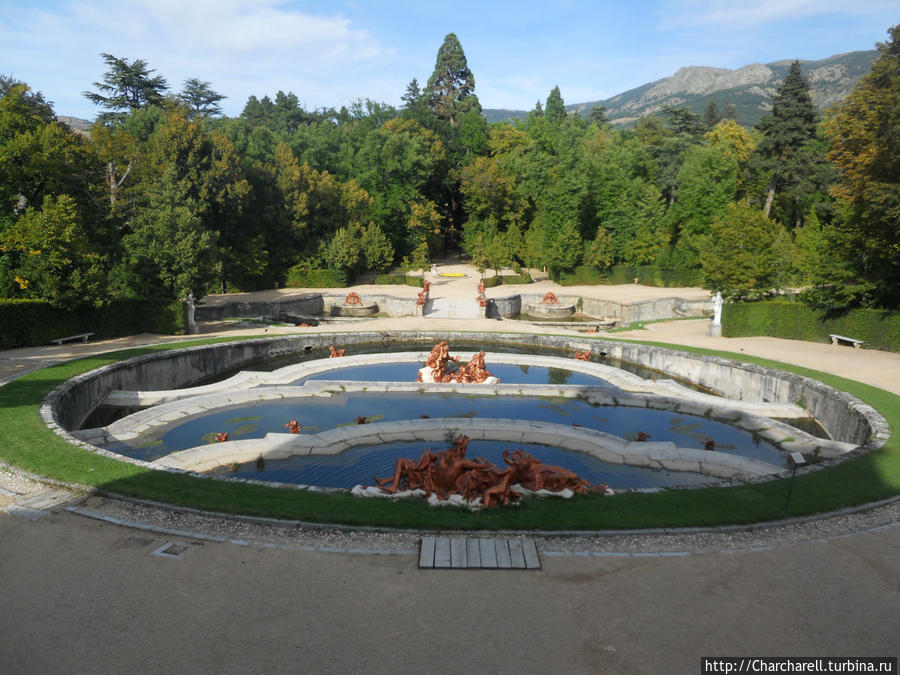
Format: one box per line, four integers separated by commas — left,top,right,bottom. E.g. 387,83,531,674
1,333,897,531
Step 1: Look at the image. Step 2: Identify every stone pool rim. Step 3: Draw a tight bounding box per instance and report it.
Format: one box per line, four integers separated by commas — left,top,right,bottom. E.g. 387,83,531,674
42,332,890,495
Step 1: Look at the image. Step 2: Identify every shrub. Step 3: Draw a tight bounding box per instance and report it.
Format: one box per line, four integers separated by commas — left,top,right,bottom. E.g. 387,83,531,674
502,272,532,285
723,301,900,353
374,274,424,288
480,275,502,288
284,267,347,288
557,266,607,286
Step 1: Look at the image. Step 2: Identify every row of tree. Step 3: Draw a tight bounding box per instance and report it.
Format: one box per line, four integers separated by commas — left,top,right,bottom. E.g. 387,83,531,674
1,27,898,311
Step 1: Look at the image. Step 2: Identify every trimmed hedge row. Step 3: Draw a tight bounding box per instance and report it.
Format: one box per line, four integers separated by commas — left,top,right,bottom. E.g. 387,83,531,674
557,266,607,286
0,298,185,349
375,274,424,287
284,267,347,288
723,301,900,353
607,265,704,287
502,272,532,285
559,265,703,287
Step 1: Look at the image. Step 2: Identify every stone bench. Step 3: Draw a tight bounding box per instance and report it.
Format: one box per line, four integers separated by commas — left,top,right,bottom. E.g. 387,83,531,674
829,334,863,349
50,332,94,345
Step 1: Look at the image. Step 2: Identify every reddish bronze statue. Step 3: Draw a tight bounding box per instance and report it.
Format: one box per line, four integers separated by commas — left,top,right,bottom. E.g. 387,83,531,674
423,280,431,293
416,341,498,384
285,420,302,434
416,291,426,306
328,345,345,358
344,292,362,305
372,436,604,508
477,280,485,294
703,438,717,451
540,292,560,305
575,350,591,361
477,293,488,307
214,432,229,443
355,416,369,425
635,431,651,442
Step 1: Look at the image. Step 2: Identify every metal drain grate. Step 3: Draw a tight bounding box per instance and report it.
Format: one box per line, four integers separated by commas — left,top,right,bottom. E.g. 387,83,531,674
419,537,541,569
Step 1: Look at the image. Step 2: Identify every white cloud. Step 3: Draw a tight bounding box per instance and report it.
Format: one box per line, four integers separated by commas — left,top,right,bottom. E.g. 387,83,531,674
658,0,897,30
0,0,395,117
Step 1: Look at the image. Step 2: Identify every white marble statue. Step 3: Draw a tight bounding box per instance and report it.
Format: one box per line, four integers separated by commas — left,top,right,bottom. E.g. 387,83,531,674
712,291,723,326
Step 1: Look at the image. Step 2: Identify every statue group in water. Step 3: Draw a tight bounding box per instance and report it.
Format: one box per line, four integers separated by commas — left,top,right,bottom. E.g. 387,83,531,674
374,435,605,508
416,340,499,384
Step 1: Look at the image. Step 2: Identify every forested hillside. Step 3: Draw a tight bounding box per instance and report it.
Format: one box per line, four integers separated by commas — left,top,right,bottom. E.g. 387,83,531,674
1,27,898,313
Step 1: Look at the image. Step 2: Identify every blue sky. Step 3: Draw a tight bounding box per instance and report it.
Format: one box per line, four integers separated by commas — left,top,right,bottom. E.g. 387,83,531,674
1,0,896,120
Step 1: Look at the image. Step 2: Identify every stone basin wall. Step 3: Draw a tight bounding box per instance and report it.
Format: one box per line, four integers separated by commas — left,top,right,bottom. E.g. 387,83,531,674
44,332,888,454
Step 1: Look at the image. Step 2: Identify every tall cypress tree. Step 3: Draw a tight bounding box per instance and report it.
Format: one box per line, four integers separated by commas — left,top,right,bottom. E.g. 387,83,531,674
755,61,818,219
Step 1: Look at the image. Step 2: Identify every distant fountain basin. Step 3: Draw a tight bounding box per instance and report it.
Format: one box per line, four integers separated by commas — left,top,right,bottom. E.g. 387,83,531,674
522,302,577,319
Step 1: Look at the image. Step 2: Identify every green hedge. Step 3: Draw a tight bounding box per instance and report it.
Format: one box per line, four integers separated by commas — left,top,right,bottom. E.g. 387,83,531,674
606,265,704,287
0,298,185,349
375,274,424,287
284,267,347,288
557,266,607,286
723,301,900,353
480,275,502,288
502,272,532,285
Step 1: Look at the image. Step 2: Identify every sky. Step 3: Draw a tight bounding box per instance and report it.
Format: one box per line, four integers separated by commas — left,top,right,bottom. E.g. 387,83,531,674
1,0,896,120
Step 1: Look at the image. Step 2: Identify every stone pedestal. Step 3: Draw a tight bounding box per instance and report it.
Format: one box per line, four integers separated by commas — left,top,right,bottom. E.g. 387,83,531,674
709,323,722,337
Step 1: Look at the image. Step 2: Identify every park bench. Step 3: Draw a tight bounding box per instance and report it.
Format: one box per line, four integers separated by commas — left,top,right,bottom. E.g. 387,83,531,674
50,332,94,345
829,334,864,349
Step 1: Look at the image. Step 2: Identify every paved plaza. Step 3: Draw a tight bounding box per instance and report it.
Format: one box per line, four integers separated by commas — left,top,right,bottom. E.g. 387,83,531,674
1,272,898,673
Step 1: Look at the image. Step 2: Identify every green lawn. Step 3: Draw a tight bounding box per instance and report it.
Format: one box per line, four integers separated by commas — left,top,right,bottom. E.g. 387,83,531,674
1,333,896,531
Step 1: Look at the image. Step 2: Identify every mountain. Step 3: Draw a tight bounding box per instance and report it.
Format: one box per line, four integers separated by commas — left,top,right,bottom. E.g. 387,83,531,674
57,115,93,136
483,50,878,127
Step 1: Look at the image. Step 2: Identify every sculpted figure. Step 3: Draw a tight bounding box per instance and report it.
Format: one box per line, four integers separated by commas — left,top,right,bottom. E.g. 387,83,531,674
344,292,362,305
540,292,559,305
371,439,601,507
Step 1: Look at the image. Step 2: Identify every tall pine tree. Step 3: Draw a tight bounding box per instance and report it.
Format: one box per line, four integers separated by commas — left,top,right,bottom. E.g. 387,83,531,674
755,61,817,219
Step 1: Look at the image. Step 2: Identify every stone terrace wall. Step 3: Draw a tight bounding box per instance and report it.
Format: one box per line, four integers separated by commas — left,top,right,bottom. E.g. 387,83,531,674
195,293,710,323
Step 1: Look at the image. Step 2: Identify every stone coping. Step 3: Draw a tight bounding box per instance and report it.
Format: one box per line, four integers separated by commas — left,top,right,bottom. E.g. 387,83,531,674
152,417,784,482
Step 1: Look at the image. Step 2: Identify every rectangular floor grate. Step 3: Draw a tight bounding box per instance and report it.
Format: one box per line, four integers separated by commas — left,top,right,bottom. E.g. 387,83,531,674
419,537,541,569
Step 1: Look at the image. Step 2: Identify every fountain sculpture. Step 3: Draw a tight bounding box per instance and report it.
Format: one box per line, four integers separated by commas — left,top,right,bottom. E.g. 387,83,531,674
415,341,499,384
373,435,606,508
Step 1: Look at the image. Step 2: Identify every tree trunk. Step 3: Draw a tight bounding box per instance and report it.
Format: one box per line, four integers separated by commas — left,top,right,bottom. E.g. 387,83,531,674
763,179,776,218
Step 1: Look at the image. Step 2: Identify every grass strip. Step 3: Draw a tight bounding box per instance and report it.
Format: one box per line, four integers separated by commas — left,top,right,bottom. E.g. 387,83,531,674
0,333,897,531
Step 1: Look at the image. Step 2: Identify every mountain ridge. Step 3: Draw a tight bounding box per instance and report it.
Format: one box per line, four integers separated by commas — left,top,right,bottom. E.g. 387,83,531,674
484,50,878,127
